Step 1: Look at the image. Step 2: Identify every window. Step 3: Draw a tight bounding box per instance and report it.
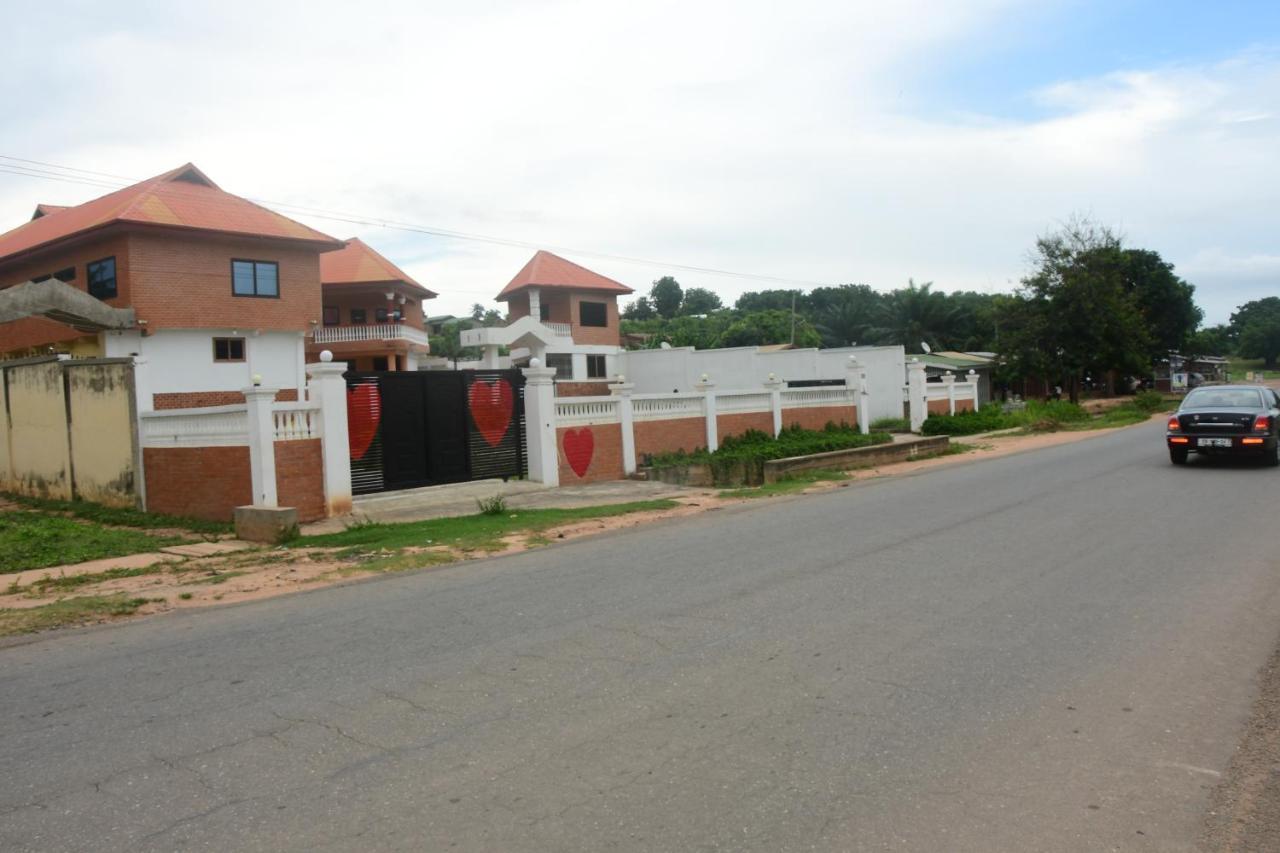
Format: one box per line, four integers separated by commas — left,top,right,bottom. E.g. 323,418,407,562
545,353,573,379
375,307,389,323
231,259,279,298
212,337,245,362
539,303,551,322
350,308,367,325
54,267,75,282
586,354,607,379
579,301,607,327
87,257,117,299
322,306,340,326
371,356,389,371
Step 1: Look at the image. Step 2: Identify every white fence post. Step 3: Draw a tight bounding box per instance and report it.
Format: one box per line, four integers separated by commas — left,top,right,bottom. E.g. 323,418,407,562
306,358,352,517
523,361,559,486
696,375,718,452
967,369,980,409
907,358,928,433
943,370,957,415
610,377,637,475
846,356,870,434
764,373,784,436
243,386,279,507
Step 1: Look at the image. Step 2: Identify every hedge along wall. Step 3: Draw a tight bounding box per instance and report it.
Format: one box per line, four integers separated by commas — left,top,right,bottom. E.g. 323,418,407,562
634,416,706,459
716,411,773,444
781,404,857,432
557,422,625,484
927,399,950,415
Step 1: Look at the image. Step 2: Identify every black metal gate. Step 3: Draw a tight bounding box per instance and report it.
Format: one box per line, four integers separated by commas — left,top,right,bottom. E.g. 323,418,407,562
345,369,526,495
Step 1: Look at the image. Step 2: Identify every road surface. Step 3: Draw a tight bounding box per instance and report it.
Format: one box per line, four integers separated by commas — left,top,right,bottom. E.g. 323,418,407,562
3,419,1279,851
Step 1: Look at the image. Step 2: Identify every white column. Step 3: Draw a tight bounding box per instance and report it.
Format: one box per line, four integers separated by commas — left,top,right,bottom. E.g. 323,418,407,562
132,355,153,412
306,358,353,517
696,375,718,452
523,361,559,486
243,386,279,507
943,370,957,415
610,377,636,475
907,358,928,433
967,369,980,408
764,373,784,436
846,356,869,434
528,287,541,322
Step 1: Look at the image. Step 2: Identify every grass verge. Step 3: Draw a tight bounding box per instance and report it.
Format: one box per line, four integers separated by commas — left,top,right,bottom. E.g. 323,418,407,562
294,499,681,554
922,391,1171,436
2,493,231,536
719,470,849,499
0,512,182,575
0,595,154,637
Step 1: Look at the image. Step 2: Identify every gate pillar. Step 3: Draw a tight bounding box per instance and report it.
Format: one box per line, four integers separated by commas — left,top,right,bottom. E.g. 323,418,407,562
522,362,559,487
307,359,353,516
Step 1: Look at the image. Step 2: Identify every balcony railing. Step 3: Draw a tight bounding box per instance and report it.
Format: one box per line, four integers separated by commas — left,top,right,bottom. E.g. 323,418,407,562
543,321,573,336
311,323,430,347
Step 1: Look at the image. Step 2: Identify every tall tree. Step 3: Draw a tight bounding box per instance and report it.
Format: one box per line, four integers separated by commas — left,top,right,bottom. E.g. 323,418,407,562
735,289,809,314
650,276,684,319
720,310,822,348
869,280,962,351
1118,249,1202,359
811,284,880,347
679,287,723,315
1232,298,1280,367
622,296,656,320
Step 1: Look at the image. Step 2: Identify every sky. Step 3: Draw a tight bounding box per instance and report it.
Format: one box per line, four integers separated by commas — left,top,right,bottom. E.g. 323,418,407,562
2,0,1278,326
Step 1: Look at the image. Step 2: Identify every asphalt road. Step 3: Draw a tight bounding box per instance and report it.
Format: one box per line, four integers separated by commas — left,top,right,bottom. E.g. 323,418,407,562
3,420,1280,852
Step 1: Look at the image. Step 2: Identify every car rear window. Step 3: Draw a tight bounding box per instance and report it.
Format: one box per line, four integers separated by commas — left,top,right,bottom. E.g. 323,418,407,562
1184,388,1264,408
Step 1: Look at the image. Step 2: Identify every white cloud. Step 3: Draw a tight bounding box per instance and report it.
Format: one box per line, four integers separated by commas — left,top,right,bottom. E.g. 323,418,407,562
1,1,1276,324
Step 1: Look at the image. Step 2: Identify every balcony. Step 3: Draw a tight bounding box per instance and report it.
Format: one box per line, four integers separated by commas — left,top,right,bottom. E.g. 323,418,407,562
311,323,430,348
543,321,573,337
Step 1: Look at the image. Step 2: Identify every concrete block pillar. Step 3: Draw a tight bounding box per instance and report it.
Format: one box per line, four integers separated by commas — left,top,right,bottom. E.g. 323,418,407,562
907,358,928,433
243,386,279,507
523,361,559,486
696,375,718,452
306,358,353,517
845,356,870,434
967,369,979,407
943,370,956,415
764,374,784,436
610,377,637,475
528,287,542,322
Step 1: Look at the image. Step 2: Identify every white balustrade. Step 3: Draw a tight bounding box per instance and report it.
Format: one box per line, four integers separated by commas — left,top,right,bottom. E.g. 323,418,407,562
272,403,323,441
310,323,431,347
140,405,250,447
631,393,705,421
543,322,573,336
780,387,853,408
555,396,621,427
715,391,773,414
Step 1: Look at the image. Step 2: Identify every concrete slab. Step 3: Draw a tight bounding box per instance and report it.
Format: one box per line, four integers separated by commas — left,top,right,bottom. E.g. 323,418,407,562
302,479,703,534
8,552,181,588
158,541,256,558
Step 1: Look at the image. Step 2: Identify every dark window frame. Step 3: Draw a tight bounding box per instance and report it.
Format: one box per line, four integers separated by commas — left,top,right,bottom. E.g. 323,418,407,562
579,301,608,327
586,354,607,379
350,308,367,325
545,353,573,379
322,306,340,326
87,256,117,300
539,303,551,322
212,337,246,363
53,267,75,283
375,307,389,323
230,259,280,299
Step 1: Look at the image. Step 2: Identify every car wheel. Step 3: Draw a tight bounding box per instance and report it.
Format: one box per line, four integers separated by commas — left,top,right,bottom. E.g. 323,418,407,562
1170,447,1189,465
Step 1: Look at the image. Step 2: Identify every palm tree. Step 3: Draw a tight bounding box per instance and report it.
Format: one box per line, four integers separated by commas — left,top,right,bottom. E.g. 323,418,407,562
868,280,963,351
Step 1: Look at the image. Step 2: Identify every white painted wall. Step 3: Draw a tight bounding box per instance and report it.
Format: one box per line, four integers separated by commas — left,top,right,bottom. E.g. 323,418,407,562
103,329,305,410
618,345,906,423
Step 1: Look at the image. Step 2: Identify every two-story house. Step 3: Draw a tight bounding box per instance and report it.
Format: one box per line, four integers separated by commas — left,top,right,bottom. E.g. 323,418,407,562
0,163,344,410
307,237,435,372
461,250,632,394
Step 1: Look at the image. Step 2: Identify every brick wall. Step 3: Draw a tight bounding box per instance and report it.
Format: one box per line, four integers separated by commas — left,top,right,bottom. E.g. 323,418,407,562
781,405,856,432
276,439,325,522
0,233,132,354
555,381,610,397
556,423,624,483
635,416,706,459
567,291,620,346
143,445,252,521
128,231,321,333
927,399,950,415
955,399,975,413
153,388,298,410
716,411,773,443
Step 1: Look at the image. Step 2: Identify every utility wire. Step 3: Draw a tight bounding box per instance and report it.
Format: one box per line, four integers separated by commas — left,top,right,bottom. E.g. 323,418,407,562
0,155,838,290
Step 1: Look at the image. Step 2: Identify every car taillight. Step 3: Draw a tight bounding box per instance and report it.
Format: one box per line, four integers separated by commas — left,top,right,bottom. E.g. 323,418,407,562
1167,416,1181,432
1255,415,1271,432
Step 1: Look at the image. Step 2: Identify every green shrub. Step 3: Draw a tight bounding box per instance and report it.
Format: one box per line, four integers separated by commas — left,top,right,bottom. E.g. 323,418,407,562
647,424,891,485
919,404,1014,436
1132,390,1168,413
870,416,910,432
476,495,507,516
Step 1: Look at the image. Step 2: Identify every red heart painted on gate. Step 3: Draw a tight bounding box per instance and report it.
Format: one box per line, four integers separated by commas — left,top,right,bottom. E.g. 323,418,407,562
468,379,514,447
346,383,382,460
563,428,594,478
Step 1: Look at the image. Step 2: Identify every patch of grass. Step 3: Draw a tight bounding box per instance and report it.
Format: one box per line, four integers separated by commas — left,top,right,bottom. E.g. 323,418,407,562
0,513,182,575
178,592,193,601
0,595,151,637
719,470,849,499
2,493,231,536
23,565,167,595
870,416,910,432
1228,358,1280,381
922,400,1090,436
476,495,507,516
647,424,893,485
294,500,680,554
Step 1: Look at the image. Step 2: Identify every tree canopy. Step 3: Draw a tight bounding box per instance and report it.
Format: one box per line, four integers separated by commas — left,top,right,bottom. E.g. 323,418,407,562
1232,297,1280,367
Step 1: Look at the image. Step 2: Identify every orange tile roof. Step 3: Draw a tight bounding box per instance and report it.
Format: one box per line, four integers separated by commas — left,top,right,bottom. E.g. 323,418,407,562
320,238,436,297
496,250,634,300
31,204,68,220
0,163,342,264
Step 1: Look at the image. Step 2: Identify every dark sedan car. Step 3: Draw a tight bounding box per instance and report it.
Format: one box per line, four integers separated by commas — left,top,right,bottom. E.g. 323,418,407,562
1167,385,1280,466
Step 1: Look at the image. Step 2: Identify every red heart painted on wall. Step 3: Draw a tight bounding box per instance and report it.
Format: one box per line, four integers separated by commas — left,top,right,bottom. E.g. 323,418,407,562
468,380,514,447
346,383,382,460
563,428,594,478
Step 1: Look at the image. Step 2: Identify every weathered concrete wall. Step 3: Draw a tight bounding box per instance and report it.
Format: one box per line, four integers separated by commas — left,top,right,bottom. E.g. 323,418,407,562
0,357,139,505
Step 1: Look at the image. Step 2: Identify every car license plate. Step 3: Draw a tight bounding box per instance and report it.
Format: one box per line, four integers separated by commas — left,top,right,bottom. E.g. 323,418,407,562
1198,438,1232,448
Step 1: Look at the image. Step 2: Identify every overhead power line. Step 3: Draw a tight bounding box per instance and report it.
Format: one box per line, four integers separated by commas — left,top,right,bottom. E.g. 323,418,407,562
0,155,837,291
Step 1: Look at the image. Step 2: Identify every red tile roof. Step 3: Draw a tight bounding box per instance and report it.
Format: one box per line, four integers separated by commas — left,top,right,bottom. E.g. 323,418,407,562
31,204,68,220
0,163,341,264
320,238,436,297
496,250,634,300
